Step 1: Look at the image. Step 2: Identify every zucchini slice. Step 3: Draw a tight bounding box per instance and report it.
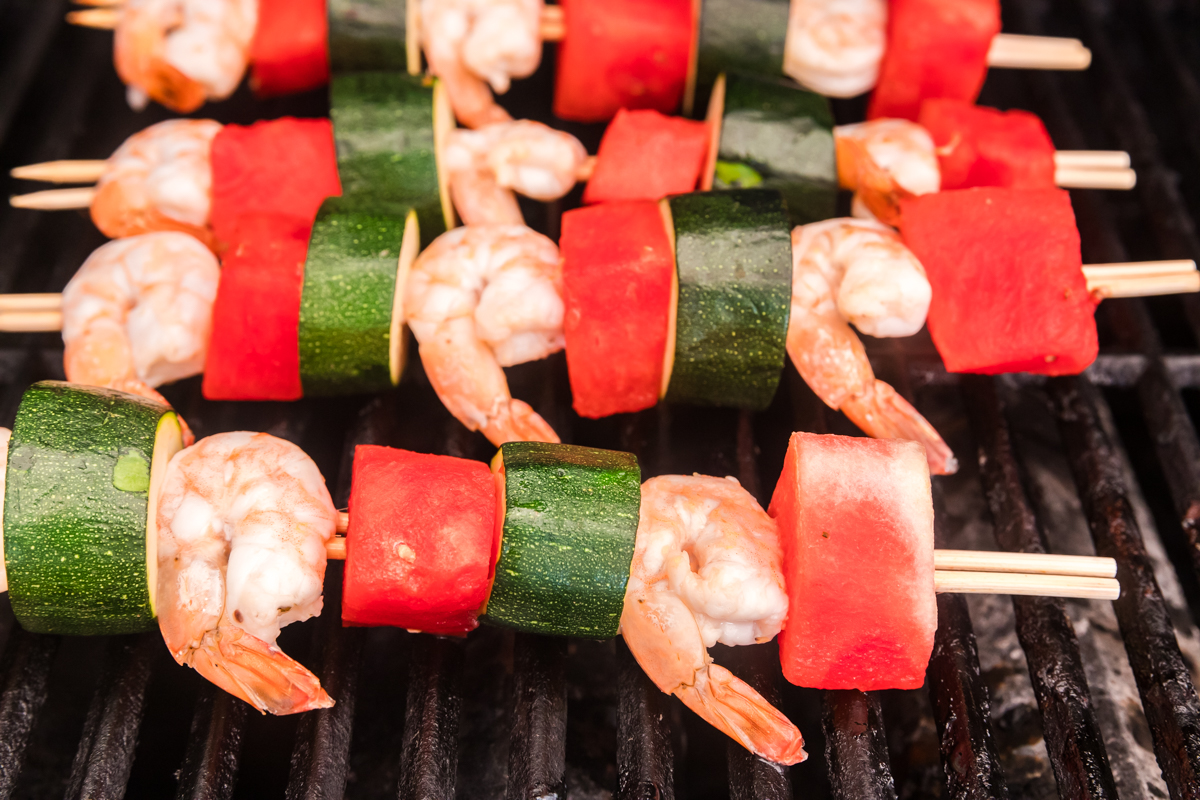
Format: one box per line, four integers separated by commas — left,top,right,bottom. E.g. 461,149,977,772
3,382,183,635
484,442,641,639
329,71,448,245
712,72,837,226
662,189,792,410
692,0,790,102
298,200,414,395
327,0,414,74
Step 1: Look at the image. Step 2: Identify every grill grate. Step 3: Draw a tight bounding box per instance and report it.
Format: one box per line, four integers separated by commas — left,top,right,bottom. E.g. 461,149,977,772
4,0,1200,798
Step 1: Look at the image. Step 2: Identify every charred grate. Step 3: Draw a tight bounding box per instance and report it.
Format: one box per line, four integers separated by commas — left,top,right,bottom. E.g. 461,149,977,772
3,0,1200,798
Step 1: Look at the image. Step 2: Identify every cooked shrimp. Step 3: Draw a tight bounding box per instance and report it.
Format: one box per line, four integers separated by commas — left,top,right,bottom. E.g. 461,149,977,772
156,431,338,715
443,120,589,225
622,474,805,765
788,219,957,475
0,427,9,595
115,0,257,112
784,0,887,98
420,0,542,128
404,225,562,446
92,119,221,248
62,232,219,443
834,120,940,226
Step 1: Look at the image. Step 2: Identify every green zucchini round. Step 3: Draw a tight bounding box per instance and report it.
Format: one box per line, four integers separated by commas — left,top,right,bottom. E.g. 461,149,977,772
329,71,453,244
712,72,837,226
327,0,417,74
662,189,792,411
297,203,418,395
692,0,790,101
483,442,641,639
3,382,183,635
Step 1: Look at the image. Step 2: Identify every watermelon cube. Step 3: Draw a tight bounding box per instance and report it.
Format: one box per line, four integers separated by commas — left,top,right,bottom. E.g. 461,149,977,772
561,201,675,418
342,446,498,636
769,432,936,691
583,109,710,204
899,187,1097,375
250,0,330,98
868,0,1001,121
919,99,1056,190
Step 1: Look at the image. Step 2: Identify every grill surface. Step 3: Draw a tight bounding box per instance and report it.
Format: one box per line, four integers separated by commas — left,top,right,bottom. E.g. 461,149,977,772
4,0,1200,797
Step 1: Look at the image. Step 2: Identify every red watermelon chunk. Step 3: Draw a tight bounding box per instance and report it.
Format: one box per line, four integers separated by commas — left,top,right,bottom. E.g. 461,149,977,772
554,0,694,122
202,214,308,401
209,118,341,251
561,201,674,418
342,446,497,636
919,99,1056,190
769,432,936,691
868,0,1001,121
583,109,709,204
899,187,1097,375
250,0,330,97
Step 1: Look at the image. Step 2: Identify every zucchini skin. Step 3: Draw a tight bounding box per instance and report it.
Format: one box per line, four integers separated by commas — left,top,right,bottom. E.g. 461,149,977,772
4,382,169,635
665,189,792,411
329,72,446,246
716,73,837,226
484,442,641,639
328,0,409,73
298,202,402,395
696,0,790,89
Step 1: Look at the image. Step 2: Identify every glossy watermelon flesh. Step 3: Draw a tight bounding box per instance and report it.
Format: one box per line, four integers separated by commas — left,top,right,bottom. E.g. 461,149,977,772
342,446,497,635
209,117,342,251
899,187,1097,375
867,0,1000,121
561,201,674,418
583,109,709,204
769,432,936,691
250,0,330,97
554,0,694,122
202,214,308,401
919,99,1056,190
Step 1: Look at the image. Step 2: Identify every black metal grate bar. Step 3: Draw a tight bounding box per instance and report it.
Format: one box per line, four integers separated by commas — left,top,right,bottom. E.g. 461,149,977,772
1049,375,1200,799
0,628,58,799
172,687,247,800
398,636,464,800
64,633,158,800
962,374,1119,800
505,633,568,800
822,691,897,800
615,639,675,800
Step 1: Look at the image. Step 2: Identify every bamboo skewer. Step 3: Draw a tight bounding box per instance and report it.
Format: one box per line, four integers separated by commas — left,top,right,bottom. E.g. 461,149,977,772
9,187,96,211
933,548,1115,577
933,570,1118,599
11,160,107,183
1083,260,1200,298
987,33,1092,71
1054,151,1131,170
1055,166,1137,190
66,7,118,28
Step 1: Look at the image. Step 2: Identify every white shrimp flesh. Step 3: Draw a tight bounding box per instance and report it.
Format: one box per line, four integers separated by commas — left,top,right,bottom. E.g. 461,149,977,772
784,0,887,98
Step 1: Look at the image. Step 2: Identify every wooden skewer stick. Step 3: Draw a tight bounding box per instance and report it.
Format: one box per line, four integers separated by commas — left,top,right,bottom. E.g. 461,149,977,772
0,312,63,333
1054,151,1131,170
1055,167,1137,190
1083,260,1197,280
11,160,107,184
1088,272,1200,299
73,0,123,6
66,8,119,29
538,4,565,42
934,570,1119,600
933,549,1115,578
9,188,96,211
0,294,63,314
987,33,1092,71
576,155,597,182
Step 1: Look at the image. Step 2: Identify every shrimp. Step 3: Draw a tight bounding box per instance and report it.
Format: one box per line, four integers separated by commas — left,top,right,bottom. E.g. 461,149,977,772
834,119,940,226
622,474,806,765
784,0,887,98
404,225,562,446
115,0,257,113
156,432,338,715
420,0,542,128
91,119,221,249
788,219,957,475
443,120,589,225
62,232,220,444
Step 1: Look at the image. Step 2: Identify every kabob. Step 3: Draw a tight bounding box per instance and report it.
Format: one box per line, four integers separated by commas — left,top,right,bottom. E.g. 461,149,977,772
0,379,1120,766
68,0,1090,127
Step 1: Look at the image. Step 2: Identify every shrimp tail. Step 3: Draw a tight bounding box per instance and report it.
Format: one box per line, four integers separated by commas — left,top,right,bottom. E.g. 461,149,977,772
481,398,560,446
841,379,958,475
835,136,912,227
675,663,808,766
185,626,333,715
